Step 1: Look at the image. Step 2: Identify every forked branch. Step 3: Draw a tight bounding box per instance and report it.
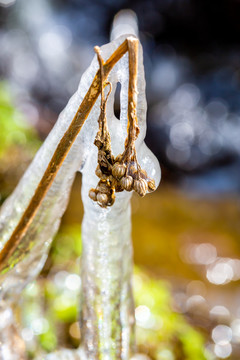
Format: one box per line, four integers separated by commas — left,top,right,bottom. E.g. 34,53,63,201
89,37,156,206
0,37,156,274
0,39,128,273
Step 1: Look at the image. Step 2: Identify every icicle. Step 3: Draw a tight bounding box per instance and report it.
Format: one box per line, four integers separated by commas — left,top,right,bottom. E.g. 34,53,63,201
80,36,160,359
41,34,160,360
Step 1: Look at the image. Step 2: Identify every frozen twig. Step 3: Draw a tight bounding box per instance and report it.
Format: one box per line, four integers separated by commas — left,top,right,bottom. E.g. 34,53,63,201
0,30,161,360
89,37,156,208
0,40,129,273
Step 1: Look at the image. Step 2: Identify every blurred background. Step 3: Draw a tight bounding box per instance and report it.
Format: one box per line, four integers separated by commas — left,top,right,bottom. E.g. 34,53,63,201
0,0,240,359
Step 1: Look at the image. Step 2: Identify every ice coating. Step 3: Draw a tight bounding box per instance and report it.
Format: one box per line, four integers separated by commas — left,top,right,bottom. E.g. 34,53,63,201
0,33,160,360
79,37,160,358
0,34,160,302
42,35,160,360
0,37,108,300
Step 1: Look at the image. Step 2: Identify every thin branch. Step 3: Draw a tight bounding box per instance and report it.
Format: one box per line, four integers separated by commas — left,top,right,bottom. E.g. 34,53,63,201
124,37,139,162
0,39,128,273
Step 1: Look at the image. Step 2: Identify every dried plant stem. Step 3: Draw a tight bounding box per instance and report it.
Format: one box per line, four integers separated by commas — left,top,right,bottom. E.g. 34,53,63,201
0,39,129,273
123,37,139,163
89,38,153,204
94,46,112,152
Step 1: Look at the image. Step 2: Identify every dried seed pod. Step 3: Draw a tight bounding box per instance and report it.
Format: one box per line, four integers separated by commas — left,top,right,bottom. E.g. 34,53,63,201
120,176,133,191
134,179,148,197
112,162,126,180
140,168,147,179
128,164,137,178
97,192,109,207
95,164,102,178
148,179,156,192
96,181,109,194
89,188,97,201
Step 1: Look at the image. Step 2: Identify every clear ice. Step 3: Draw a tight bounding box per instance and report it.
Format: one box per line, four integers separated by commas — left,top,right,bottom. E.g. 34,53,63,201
0,34,160,359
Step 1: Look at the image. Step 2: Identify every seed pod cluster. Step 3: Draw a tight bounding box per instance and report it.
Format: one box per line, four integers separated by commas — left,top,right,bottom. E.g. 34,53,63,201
89,155,157,206
133,174,156,197
89,179,115,208
89,43,158,208
119,160,156,197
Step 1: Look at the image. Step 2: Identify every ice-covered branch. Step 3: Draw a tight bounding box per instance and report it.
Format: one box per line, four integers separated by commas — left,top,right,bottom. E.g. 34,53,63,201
0,38,129,299
0,31,160,360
